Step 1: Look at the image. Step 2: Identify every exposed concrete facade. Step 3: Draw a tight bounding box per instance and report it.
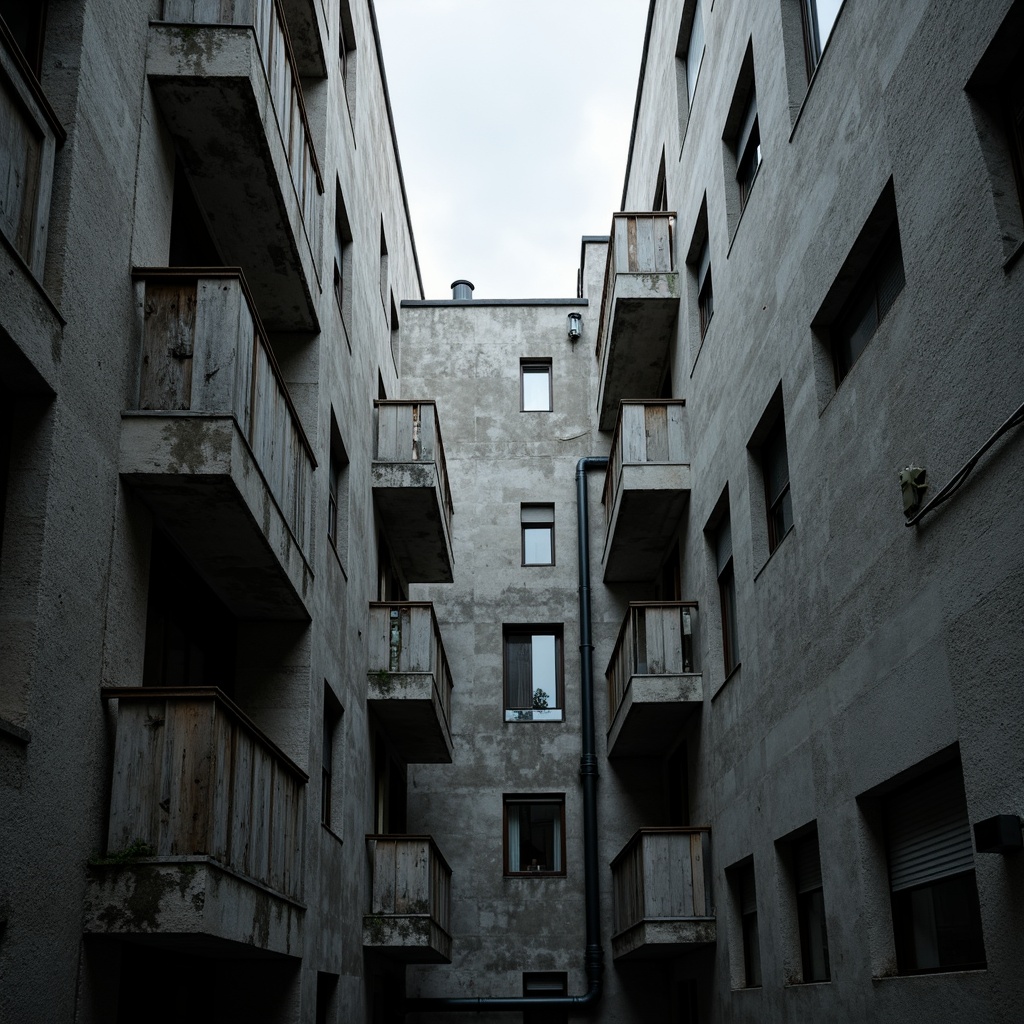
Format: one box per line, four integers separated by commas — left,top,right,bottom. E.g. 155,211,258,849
1,1,1023,1023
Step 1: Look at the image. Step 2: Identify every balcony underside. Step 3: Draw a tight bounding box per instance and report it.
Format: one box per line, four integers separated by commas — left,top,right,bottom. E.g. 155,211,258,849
371,463,454,583
120,413,312,620
147,24,318,332
279,0,327,76
367,671,453,764
0,243,62,395
607,674,703,757
603,464,691,582
598,275,679,430
363,914,452,964
612,918,716,961
84,858,303,959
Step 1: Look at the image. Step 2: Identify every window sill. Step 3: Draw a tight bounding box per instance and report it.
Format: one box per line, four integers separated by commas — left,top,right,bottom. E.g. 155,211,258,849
505,872,567,879
321,822,343,846
1004,237,1024,273
871,967,987,983
0,716,31,746
505,713,565,723
783,980,832,988
754,524,795,582
711,662,742,701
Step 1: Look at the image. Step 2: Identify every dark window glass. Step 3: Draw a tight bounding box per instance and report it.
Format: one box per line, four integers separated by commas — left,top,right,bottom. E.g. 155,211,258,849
833,225,905,385
736,91,762,210
738,862,761,987
802,0,841,76
505,797,565,875
697,238,713,338
715,515,739,674
794,832,830,982
763,417,793,551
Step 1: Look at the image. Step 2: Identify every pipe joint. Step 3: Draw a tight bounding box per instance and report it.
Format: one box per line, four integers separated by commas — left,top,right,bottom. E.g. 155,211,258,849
579,754,600,777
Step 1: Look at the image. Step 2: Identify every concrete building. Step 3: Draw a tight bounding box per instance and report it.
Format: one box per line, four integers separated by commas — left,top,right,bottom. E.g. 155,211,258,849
1,1,1022,1023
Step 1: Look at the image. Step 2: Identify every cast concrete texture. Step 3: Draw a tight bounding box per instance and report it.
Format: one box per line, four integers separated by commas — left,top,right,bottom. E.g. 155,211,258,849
1,0,1023,1022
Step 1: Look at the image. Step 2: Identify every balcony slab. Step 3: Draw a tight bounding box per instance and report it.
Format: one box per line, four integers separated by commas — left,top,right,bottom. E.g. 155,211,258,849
120,413,312,619
612,918,716,961
607,674,703,758
367,671,453,764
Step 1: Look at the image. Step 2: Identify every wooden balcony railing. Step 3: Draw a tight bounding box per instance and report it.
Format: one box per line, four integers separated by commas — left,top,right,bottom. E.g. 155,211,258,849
368,601,454,740
374,400,454,536
161,0,324,241
595,212,676,361
0,18,64,280
603,400,687,520
607,602,700,722
611,827,713,940
365,834,453,962
102,687,307,902
131,268,317,556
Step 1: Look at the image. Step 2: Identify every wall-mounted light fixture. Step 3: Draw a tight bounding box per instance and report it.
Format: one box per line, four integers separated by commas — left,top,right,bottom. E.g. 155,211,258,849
974,814,1023,854
899,466,927,517
567,312,582,343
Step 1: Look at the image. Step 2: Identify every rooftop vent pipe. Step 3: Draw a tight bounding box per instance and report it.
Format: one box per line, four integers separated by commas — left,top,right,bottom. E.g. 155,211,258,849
451,279,474,300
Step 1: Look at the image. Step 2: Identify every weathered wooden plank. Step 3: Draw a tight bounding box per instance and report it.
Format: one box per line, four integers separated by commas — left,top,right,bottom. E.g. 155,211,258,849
374,840,398,913
139,282,196,411
690,831,707,916
191,277,241,412
664,606,683,674
635,215,655,274
644,403,669,462
620,404,646,464
666,402,686,463
418,404,436,462
209,705,232,864
653,215,672,273
229,728,254,874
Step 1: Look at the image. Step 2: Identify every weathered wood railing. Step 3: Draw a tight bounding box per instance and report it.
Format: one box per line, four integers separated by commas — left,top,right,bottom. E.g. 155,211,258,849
161,0,324,236
0,19,64,279
607,602,700,722
604,400,687,520
368,601,453,737
596,211,676,361
611,827,713,937
366,834,452,954
102,687,307,902
373,400,454,536
131,268,317,556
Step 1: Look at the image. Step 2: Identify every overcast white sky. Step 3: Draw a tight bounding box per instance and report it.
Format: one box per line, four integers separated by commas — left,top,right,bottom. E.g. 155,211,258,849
374,1,649,300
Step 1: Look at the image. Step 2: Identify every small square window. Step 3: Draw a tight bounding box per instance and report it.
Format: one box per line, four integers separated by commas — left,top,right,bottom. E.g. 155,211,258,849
521,360,552,412
504,795,566,876
522,504,555,566
504,626,563,721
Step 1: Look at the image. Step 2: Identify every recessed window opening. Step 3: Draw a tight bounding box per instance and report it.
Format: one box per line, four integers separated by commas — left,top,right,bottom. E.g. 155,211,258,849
521,504,555,566
521,360,552,412
736,90,762,210
504,626,563,721
715,513,739,675
763,416,793,552
802,0,842,75
504,796,566,875
738,861,762,987
794,831,830,982
684,0,705,106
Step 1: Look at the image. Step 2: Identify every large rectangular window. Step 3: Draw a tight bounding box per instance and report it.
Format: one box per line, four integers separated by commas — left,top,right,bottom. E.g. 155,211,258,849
683,0,705,106
504,626,563,721
735,89,762,211
521,360,552,412
884,763,986,974
504,796,565,876
521,504,555,565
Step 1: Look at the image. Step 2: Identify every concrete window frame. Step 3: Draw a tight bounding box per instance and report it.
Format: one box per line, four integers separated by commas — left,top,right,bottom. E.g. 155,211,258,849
521,503,555,566
503,794,567,877
775,823,832,986
503,624,564,722
520,359,553,412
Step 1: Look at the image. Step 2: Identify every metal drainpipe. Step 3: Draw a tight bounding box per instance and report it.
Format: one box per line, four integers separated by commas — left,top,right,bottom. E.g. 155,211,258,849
403,456,608,1017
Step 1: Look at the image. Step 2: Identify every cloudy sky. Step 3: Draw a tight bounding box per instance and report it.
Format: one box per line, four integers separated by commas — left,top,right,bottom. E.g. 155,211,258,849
374,1,649,300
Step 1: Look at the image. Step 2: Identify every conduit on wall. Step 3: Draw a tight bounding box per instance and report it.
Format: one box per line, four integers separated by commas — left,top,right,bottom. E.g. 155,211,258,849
403,456,608,1017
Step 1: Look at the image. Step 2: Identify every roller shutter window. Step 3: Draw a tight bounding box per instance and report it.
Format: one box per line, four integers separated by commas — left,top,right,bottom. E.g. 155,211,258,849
884,764,986,973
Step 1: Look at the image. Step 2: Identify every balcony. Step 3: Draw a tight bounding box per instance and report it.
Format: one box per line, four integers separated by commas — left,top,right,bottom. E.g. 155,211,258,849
149,1,324,331
606,603,701,757
367,602,454,764
372,401,455,584
84,687,307,958
610,828,715,960
364,835,452,964
595,213,680,430
0,19,64,390
120,269,316,620
602,401,691,583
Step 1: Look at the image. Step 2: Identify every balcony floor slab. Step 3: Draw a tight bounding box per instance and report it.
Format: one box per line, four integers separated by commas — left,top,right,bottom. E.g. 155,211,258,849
120,413,312,619
612,918,716,961
607,673,703,757
84,858,304,959
367,671,453,764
